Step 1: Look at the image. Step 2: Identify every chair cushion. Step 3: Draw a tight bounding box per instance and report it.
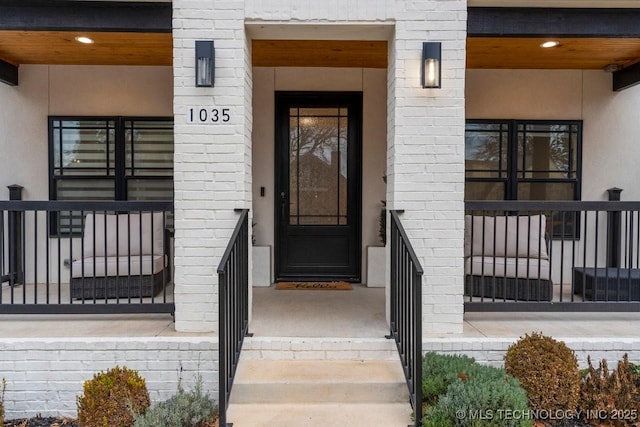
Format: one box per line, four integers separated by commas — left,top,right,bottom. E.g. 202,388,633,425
82,212,164,258
464,214,548,259
71,255,165,278
465,256,551,281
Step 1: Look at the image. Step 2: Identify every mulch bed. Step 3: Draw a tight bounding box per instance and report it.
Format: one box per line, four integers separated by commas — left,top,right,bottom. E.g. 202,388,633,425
4,416,219,427
4,417,78,427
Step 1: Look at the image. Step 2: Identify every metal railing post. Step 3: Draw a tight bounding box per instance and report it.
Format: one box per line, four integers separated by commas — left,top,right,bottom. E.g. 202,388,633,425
218,270,228,427
607,187,623,268
7,184,23,286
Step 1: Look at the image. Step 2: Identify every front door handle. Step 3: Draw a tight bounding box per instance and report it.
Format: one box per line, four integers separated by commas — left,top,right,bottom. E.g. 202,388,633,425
280,192,286,220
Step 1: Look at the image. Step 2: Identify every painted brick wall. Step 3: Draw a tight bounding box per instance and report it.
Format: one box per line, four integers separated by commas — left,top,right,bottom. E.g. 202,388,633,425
425,338,640,369
173,0,466,335
245,0,393,21
0,338,217,419
387,1,467,334
173,0,252,333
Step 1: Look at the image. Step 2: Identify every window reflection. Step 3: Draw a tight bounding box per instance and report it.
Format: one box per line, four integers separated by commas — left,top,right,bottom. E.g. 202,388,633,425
289,108,348,225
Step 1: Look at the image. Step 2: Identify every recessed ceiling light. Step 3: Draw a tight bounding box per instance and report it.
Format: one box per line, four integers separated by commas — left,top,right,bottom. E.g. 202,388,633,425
540,40,559,48
75,36,94,44
603,63,621,73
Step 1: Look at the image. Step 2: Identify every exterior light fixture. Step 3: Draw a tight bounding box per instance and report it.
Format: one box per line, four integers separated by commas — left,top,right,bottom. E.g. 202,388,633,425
195,40,215,87
75,36,94,44
421,42,441,88
540,40,559,48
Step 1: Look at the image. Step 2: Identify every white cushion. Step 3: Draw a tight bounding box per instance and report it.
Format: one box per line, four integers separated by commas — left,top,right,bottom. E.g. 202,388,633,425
465,256,551,281
71,255,165,278
82,212,164,258
464,214,548,259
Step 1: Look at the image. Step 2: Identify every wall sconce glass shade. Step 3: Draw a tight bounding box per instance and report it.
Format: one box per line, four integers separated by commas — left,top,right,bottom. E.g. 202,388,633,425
195,40,215,87
421,42,441,88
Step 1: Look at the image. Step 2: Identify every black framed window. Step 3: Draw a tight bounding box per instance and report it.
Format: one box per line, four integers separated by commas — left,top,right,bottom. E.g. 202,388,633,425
49,116,173,234
465,119,582,237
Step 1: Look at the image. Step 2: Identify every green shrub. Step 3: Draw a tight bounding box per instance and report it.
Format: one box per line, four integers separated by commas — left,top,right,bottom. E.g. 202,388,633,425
578,354,640,426
422,352,477,405
0,378,6,426
504,332,580,414
630,361,640,388
134,374,218,427
422,364,531,427
77,366,150,427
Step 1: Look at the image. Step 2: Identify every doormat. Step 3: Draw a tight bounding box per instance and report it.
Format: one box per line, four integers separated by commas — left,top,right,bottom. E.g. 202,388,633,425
275,281,352,290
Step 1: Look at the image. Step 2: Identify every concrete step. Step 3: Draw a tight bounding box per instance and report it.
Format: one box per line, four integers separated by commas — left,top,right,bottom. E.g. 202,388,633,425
225,403,413,427
229,359,410,404
241,336,399,360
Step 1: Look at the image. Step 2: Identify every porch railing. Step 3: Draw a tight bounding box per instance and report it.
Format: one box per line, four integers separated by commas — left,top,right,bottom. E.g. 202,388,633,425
466,200,640,311
389,210,423,427
217,209,250,427
0,200,174,314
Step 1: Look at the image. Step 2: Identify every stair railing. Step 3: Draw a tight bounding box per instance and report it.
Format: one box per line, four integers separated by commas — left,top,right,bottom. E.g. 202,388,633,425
389,210,423,426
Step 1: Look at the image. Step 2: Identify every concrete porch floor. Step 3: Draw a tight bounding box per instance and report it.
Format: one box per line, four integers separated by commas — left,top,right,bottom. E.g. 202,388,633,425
0,281,185,338
250,284,640,340
0,283,636,339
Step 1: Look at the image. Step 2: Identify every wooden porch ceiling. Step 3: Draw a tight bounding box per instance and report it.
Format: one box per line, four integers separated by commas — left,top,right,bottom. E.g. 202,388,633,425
0,2,639,88
2,34,639,71
252,40,388,68
468,37,640,70
251,38,640,71
0,30,172,67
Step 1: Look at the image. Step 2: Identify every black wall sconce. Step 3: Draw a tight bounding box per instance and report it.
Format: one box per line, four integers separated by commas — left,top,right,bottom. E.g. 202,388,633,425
195,40,215,87
421,42,441,88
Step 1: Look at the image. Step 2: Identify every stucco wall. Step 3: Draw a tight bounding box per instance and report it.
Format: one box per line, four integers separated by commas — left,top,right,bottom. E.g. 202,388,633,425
466,69,640,282
466,69,640,202
0,64,173,199
251,67,387,285
0,65,173,284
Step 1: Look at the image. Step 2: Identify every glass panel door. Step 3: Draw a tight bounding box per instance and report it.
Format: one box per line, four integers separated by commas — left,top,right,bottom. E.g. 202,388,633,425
288,107,348,225
275,92,362,281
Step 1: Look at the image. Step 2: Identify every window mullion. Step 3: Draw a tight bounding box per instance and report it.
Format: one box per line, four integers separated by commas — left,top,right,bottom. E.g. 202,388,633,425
507,120,518,200
568,126,574,179
114,117,126,200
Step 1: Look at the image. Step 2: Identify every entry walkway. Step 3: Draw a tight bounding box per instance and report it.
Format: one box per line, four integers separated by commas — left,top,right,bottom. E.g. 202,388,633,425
233,285,640,426
249,286,388,338
251,284,640,340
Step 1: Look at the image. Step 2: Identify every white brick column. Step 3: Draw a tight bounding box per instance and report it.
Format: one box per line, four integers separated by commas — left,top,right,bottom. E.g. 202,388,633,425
173,0,252,332
387,1,467,334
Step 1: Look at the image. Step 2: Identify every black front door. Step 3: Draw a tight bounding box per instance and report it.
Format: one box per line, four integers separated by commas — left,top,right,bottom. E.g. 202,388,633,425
275,92,362,281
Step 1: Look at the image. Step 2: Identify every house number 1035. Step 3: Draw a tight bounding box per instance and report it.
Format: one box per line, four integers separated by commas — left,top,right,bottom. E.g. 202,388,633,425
187,107,231,124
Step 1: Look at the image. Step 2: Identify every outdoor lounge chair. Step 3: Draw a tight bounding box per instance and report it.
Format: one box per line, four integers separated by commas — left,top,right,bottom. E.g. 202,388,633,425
70,212,169,299
464,214,552,301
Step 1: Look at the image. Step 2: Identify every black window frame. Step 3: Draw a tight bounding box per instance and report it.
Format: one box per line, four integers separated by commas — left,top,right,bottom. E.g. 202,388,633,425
48,115,173,235
465,119,583,239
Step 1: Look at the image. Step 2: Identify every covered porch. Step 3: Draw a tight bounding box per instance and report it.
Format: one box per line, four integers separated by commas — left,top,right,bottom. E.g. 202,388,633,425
0,1,639,326
1,1,640,423
0,285,635,349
